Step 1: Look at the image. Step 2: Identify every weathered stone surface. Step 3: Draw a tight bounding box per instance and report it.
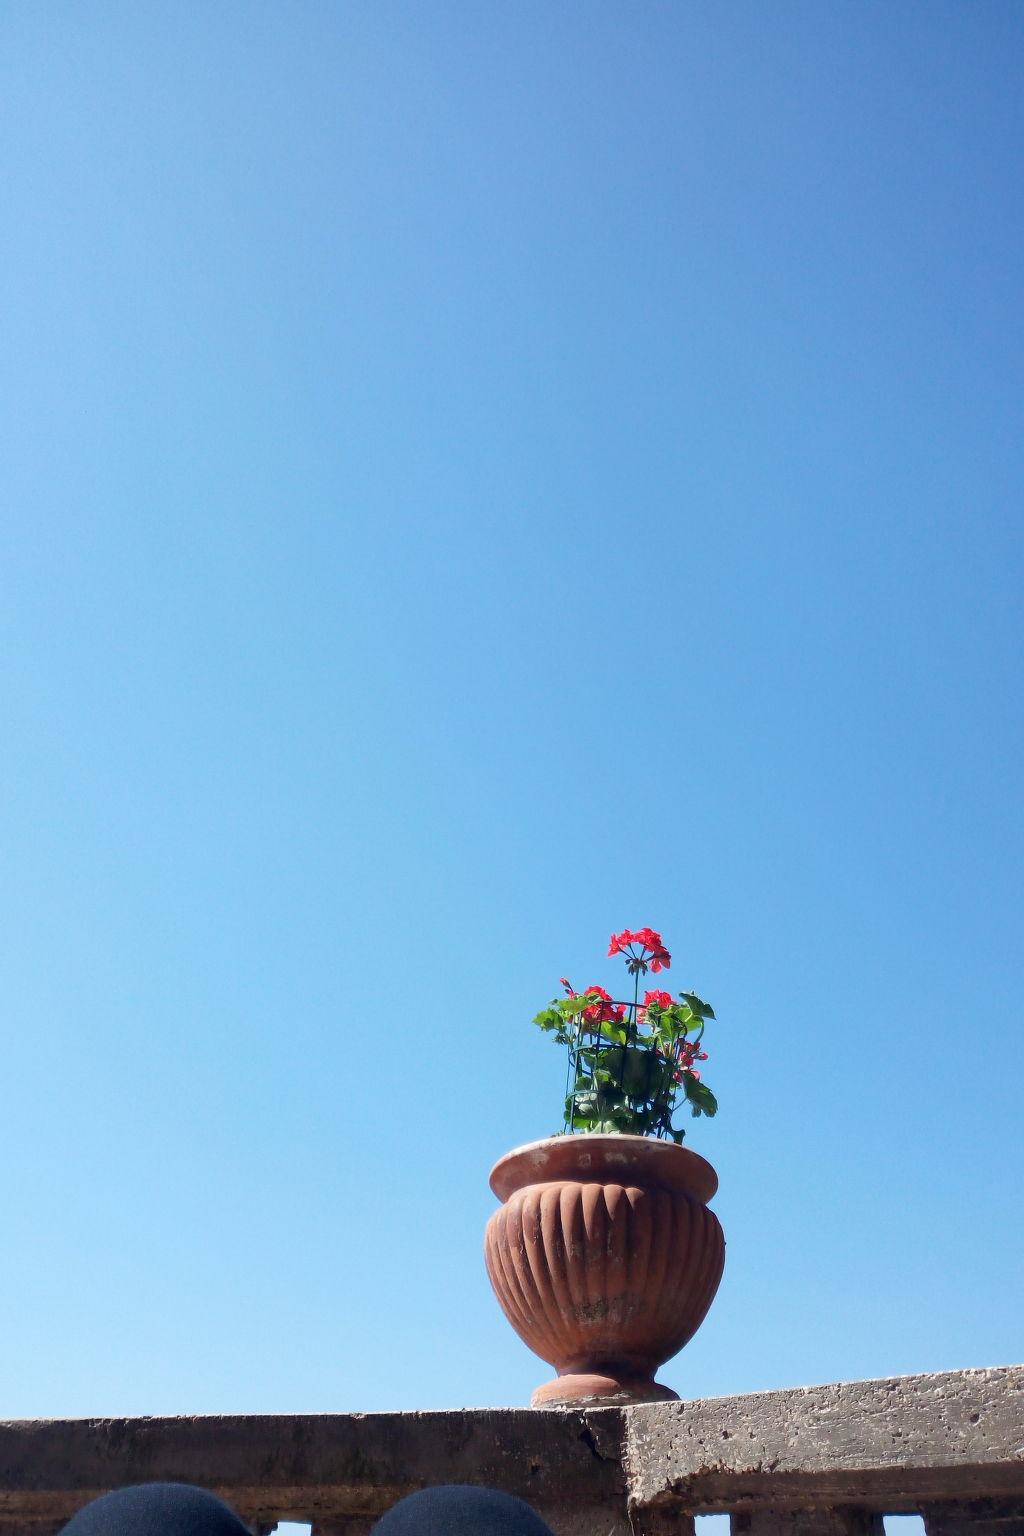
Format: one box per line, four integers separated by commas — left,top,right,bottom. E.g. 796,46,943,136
922,1500,1024,1536
624,1366,1024,1516
624,1508,695,1536
310,1522,378,1536
0,1408,627,1536
0,1521,67,1536
1,1368,1021,1535
731,1510,882,1536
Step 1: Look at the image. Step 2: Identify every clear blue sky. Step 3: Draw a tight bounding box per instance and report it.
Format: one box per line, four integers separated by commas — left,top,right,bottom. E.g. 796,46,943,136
1,3,1021,1420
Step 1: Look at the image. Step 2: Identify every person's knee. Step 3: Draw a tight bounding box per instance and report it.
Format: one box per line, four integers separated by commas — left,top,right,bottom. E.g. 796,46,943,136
371,1485,555,1536
60,1481,556,1536
60,1484,253,1536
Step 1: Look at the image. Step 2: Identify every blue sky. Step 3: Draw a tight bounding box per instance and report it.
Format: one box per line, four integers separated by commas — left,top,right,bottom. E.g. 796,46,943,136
1,3,1021,1420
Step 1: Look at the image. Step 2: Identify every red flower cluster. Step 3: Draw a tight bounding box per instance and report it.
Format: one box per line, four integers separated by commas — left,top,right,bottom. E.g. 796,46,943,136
655,1032,709,1083
642,989,674,1011
580,983,626,1026
608,927,671,972
674,1036,709,1080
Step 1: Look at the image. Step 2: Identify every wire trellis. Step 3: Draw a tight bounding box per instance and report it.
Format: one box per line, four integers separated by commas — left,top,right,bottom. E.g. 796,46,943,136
562,993,703,1140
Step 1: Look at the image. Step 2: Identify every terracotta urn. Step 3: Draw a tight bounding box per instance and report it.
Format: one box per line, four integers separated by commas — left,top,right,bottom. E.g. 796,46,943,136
484,1133,725,1407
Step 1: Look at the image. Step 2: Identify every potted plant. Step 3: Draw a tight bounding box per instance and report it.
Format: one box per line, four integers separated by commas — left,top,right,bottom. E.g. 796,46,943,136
484,928,725,1406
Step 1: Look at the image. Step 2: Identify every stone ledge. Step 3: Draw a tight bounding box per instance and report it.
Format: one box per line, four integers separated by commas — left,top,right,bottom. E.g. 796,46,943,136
1,1367,1021,1536
624,1365,1024,1516
0,1408,628,1536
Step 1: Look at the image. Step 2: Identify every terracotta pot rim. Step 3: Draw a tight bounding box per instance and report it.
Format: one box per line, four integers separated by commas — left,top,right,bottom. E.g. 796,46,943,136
489,1132,718,1206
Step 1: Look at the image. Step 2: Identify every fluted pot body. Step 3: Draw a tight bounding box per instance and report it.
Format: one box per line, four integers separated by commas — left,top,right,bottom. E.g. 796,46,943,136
484,1134,725,1406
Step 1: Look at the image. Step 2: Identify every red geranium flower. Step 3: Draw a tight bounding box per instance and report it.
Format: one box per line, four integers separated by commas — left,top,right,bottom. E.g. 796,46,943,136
581,983,626,1026
674,1038,709,1074
643,989,674,1010
638,928,672,971
656,1039,699,1085
608,927,672,972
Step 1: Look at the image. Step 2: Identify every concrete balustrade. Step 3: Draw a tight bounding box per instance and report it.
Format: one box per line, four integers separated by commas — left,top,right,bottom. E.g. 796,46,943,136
1,1367,1021,1536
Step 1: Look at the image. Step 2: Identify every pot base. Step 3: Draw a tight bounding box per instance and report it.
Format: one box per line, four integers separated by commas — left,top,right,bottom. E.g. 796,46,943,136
530,1372,680,1408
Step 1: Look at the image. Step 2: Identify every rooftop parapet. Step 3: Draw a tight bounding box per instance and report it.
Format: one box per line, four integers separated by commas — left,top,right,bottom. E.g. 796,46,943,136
1,1366,1021,1536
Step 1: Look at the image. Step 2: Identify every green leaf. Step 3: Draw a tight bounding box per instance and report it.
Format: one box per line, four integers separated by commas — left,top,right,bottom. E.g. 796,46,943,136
651,1015,677,1043
682,1076,718,1117
680,992,715,1020
570,1089,598,1113
599,1022,628,1045
635,1049,675,1099
592,1045,625,1078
